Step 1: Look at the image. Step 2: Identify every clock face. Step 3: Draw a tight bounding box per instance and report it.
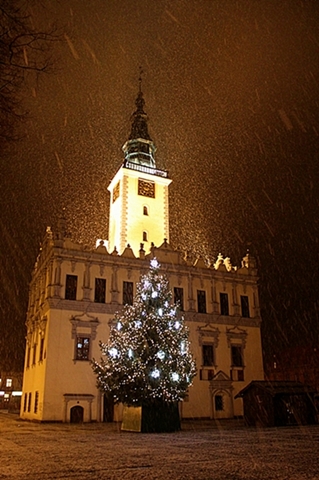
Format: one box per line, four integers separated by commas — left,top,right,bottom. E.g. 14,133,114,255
112,181,120,203
138,179,155,198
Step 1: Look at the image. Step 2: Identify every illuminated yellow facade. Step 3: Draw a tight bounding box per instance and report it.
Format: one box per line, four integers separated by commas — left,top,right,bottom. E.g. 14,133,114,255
20,89,264,423
108,167,171,256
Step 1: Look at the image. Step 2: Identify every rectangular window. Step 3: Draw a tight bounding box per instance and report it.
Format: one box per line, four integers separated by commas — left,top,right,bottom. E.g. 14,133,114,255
202,345,214,366
65,274,77,300
39,338,44,362
27,393,32,412
34,391,39,414
123,281,134,305
23,393,28,412
197,290,206,313
215,395,223,411
231,345,243,367
6,378,12,388
241,295,250,318
26,347,31,368
174,287,184,311
94,278,106,303
237,369,244,381
76,337,90,361
220,292,229,315
32,345,37,365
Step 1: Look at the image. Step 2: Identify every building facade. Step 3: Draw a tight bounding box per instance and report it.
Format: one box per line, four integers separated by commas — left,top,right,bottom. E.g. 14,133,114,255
0,371,22,412
20,87,264,422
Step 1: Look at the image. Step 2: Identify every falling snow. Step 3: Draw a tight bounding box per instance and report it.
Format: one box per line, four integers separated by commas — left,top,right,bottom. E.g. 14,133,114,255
0,0,319,372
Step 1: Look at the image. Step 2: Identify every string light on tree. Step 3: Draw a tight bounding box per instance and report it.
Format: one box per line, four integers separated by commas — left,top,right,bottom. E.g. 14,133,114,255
92,258,196,407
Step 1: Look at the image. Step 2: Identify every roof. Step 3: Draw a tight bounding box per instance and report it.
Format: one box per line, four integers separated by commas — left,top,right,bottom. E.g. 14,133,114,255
235,380,315,398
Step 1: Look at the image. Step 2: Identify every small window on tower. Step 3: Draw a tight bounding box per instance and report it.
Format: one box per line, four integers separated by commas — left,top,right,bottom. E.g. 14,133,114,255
143,206,149,216
143,231,148,242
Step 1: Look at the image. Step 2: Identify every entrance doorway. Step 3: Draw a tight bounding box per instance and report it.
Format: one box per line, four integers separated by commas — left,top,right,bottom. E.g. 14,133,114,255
70,405,84,423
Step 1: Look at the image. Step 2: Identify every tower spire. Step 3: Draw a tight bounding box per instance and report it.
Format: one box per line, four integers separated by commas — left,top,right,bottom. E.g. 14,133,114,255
129,67,152,141
122,68,156,169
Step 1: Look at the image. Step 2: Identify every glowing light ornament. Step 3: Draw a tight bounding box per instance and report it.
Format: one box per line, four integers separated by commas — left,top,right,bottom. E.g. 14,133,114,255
151,291,158,298
174,320,181,330
150,368,160,379
171,372,179,382
128,348,133,358
117,322,122,331
135,320,142,328
150,258,159,269
158,308,163,316
180,341,186,353
156,350,165,360
109,347,118,358
141,293,147,301
144,279,151,289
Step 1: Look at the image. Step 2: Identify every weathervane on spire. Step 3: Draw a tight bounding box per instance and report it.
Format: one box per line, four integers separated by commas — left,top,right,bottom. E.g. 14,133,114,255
138,66,143,93
134,66,146,115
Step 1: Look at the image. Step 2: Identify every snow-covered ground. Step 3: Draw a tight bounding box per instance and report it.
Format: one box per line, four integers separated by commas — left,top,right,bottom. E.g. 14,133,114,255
1,412,318,479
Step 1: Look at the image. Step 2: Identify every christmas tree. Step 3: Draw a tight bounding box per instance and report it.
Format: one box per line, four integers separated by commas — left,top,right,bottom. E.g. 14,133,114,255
92,258,196,431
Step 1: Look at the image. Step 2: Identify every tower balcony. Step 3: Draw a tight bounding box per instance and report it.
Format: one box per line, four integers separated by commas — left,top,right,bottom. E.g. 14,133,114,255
123,158,168,178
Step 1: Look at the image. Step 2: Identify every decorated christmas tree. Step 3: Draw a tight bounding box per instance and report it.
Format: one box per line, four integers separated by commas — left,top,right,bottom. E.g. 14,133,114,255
92,258,196,432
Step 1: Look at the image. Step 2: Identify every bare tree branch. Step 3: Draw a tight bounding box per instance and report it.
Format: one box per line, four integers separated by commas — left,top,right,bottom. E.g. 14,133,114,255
0,0,59,146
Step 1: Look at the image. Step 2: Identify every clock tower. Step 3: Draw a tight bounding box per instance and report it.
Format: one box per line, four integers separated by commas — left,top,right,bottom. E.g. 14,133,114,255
107,83,172,256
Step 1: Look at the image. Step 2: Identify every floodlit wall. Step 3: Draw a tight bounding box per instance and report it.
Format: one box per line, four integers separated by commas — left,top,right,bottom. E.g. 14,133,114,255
21,233,264,422
108,167,171,256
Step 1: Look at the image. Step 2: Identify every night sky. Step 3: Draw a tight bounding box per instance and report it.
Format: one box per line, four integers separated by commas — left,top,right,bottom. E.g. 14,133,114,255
1,0,318,371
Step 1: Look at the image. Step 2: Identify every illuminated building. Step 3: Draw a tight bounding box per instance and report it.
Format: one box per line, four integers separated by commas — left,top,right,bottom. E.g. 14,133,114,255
20,86,264,422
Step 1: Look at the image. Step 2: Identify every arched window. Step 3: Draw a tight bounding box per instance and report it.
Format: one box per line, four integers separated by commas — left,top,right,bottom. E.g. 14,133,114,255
143,231,148,242
143,206,149,216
